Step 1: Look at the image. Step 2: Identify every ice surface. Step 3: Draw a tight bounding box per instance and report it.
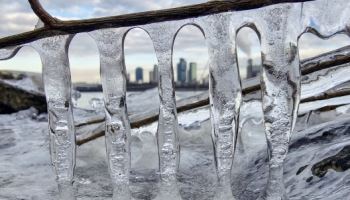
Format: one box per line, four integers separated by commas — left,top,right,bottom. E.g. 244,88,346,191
301,0,350,38
3,99,350,199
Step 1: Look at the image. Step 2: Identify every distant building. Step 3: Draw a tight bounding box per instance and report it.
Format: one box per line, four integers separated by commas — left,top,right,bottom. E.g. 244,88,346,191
127,73,130,83
246,59,260,79
149,71,154,83
135,67,143,83
188,62,197,84
202,75,209,85
177,58,187,84
150,64,159,83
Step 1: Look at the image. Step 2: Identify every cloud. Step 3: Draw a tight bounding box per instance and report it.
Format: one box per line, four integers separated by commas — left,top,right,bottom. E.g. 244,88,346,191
38,0,205,18
0,1,37,37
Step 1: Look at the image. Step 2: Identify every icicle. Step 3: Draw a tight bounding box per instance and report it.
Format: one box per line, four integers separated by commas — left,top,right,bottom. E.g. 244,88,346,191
31,34,76,200
89,28,132,200
199,14,242,199
0,46,22,60
256,4,302,200
145,22,182,199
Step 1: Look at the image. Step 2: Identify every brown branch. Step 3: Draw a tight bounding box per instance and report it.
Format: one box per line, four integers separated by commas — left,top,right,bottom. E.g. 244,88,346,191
75,45,350,145
28,0,59,27
0,0,313,48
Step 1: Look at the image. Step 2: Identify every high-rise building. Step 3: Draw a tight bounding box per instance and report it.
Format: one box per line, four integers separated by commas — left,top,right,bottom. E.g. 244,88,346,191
188,62,197,84
246,59,260,79
135,67,143,83
127,73,130,83
177,58,187,84
149,71,153,83
153,65,159,82
151,64,159,83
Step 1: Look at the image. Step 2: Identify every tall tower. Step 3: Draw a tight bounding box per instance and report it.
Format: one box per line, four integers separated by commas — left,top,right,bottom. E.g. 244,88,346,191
246,59,260,79
177,58,187,84
188,62,197,84
152,64,159,83
135,67,143,83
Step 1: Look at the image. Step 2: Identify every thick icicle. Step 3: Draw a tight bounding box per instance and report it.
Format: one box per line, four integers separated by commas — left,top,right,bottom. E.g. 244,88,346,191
89,28,132,200
31,35,76,200
257,4,301,200
200,14,242,199
145,22,182,199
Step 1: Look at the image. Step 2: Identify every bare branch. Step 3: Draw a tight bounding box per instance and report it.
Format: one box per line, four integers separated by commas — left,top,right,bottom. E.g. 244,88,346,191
0,0,313,48
28,0,60,27
75,45,350,145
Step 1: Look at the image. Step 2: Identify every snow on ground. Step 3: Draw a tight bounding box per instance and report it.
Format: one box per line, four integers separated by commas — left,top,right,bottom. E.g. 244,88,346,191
1,89,350,199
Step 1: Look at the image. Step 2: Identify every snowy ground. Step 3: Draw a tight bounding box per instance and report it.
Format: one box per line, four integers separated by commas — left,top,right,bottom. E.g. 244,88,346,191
1,89,350,199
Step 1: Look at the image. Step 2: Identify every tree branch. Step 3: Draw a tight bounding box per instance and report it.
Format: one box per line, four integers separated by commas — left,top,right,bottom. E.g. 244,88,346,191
75,45,350,145
0,0,312,48
28,0,60,27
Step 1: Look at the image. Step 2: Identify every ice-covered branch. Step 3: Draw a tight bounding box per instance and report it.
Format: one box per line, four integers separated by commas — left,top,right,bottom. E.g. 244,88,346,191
0,0,312,48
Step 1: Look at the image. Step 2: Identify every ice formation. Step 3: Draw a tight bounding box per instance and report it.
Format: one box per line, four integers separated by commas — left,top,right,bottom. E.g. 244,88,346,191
31,34,76,200
242,4,302,199
145,22,182,199
2,0,350,199
199,14,242,199
90,28,132,200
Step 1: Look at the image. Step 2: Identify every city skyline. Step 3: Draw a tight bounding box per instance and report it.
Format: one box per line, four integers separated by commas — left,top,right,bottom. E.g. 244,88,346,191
129,58,203,84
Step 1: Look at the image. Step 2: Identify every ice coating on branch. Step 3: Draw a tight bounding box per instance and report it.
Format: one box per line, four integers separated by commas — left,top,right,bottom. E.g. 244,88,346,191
300,95,350,115
302,0,350,37
301,63,350,99
145,22,182,199
254,4,302,200
89,28,132,200
31,35,76,200
198,13,242,199
0,46,22,60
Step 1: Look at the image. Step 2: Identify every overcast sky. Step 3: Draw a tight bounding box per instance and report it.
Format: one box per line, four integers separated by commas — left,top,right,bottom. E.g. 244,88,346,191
0,1,350,83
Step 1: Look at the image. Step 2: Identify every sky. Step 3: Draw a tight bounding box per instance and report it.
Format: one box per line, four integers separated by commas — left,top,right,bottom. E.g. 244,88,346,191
0,0,350,83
